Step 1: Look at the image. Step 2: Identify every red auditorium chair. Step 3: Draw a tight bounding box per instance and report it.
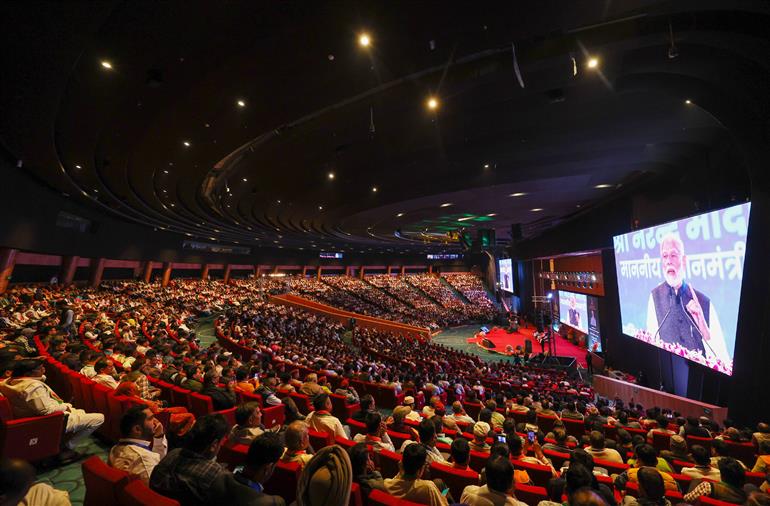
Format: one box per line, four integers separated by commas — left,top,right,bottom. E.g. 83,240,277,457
263,460,302,504
537,413,558,433
330,392,359,421
308,427,334,450
237,390,263,406
119,480,180,506
262,404,285,428
387,429,413,449
217,441,249,469
468,450,491,473
367,489,425,506
671,473,693,492
376,448,402,479
350,482,363,506
724,440,756,467
66,371,85,408
686,435,714,452
170,386,192,410
464,401,483,420
510,411,528,426
511,459,553,487
652,431,673,452
347,418,367,438
335,436,357,450
561,417,586,439
429,462,479,500
82,456,131,506
593,458,630,476
212,406,236,428
670,459,692,474
379,387,406,409
90,383,113,438
624,481,683,501
698,497,745,506
0,394,65,462
289,392,313,414
745,471,766,488
543,449,571,469
514,483,549,505
188,392,214,417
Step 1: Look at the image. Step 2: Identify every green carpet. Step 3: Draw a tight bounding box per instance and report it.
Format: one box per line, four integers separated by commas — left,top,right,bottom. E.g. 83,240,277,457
36,437,110,506
432,325,520,364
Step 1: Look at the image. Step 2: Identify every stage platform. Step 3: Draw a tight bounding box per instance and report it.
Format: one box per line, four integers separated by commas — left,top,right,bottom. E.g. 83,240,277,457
466,326,588,367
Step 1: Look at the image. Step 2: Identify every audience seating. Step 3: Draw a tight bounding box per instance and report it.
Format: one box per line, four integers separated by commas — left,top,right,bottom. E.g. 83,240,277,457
346,418,367,438
536,414,558,434
217,441,248,469
308,427,334,450
330,393,359,421
349,482,363,506
514,483,549,505
367,489,425,506
119,480,180,506
262,404,285,428
624,481,683,501
593,457,630,476
188,392,214,417
0,394,65,462
464,402,483,420
670,459,692,474
511,459,553,487
562,417,586,439
672,473,693,492
263,460,301,504
289,392,313,415
82,456,131,506
543,449,571,469
212,407,236,428
376,448,402,479
697,498,745,506
468,450,491,473
335,436,357,450
170,386,192,410
429,462,478,500
724,440,756,467
686,435,714,452
745,471,766,488
652,431,673,452
387,429,413,449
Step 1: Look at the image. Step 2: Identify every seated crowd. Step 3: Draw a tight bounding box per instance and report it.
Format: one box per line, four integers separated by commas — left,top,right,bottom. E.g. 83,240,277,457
0,279,768,506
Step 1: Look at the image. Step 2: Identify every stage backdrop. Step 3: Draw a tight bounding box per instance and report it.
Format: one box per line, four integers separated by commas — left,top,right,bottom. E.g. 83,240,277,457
613,202,751,376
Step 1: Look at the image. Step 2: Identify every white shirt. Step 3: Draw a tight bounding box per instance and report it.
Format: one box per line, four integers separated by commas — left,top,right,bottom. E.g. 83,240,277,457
93,374,119,389
461,485,527,506
305,411,347,440
80,365,97,378
353,432,395,452
108,436,168,484
20,483,71,506
400,440,448,465
0,377,69,417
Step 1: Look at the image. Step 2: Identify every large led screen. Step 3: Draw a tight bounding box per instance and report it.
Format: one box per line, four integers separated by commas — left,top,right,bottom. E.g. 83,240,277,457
499,259,513,293
613,202,751,375
558,290,602,352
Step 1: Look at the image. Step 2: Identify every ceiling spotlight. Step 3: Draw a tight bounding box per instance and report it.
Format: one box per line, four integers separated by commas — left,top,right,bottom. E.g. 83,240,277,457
328,172,335,180
685,99,692,105
587,57,599,69
100,60,113,69
427,97,439,110
372,186,378,192
183,141,191,147
487,213,497,217
242,178,248,182
318,205,323,210
440,202,452,207
594,184,612,189
163,170,168,174
74,164,82,169
531,208,544,212
397,212,404,217
483,163,490,169
237,99,246,107
509,192,527,197
358,33,371,47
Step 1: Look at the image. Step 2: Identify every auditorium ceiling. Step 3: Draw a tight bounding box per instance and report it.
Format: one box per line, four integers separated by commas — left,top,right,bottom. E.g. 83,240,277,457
0,1,766,254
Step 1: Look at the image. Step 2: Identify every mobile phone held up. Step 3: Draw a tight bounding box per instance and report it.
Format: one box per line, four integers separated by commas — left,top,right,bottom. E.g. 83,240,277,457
527,431,535,443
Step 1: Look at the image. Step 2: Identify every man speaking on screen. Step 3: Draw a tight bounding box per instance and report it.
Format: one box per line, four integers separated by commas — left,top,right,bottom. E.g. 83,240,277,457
645,234,731,367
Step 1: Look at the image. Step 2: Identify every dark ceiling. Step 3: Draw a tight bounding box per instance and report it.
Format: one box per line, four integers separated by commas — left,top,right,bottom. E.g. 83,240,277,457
1,0,768,255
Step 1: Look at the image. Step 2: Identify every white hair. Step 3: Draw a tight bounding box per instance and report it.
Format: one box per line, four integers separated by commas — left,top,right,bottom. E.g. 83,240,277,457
659,233,685,255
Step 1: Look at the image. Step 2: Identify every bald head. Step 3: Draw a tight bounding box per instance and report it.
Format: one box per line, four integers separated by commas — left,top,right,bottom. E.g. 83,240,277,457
285,420,309,451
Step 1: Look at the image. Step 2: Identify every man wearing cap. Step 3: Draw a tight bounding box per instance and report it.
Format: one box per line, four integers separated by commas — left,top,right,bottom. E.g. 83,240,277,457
403,396,423,422
306,393,348,440
0,359,104,460
470,422,492,453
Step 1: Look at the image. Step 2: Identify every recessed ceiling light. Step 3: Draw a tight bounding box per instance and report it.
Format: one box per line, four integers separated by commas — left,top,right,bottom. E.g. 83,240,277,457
397,212,404,217
318,205,323,210
163,170,168,174
93,189,99,193
457,216,473,222
427,97,439,110
440,202,452,207
484,163,490,169
509,192,527,197
372,186,378,192
170,203,175,207
100,60,113,69
685,99,692,105
358,33,371,47
237,99,246,107
587,57,599,69
242,178,248,182
594,184,612,189
328,172,335,180
531,208,544,212
183,141,190,147
162,189,167,193
487,213,497,217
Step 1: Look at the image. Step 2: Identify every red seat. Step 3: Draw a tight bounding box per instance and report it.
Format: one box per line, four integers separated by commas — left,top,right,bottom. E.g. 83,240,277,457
335,436,357,450
350,482,363,506
376,448,402,479
188,392,214,417
367,489,425,506
670,459,692,474
698,497,745,506
82,456,131,506
593,457,630,476
346,418,367,439
652,431,673,452
625,481,683,500
686,435,714,452
514,483,549,505
429,462,479,500
212,407,236,428
511,459,554,487
106,394,139,442
237,390,263,406
289,392,313,415
464,402,483,420
379,387,406,409
309,427,334,450
543,449,571,469
217,441,249,469
0,395,65,462
263,460,301,504
387,429,413,450
468,450,491,473
330,393,359,421
745,471,766,488
562,417,586,440
66,372,85,408
170,386,191,410
154,380,175,405
724,440,756,468
90,383,113,439
262,404,285,428
119,479,180,506
537,414,558,433
671,473,693,492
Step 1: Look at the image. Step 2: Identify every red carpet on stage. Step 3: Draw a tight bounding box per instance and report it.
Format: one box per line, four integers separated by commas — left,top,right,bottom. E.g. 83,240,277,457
467,327,587,367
